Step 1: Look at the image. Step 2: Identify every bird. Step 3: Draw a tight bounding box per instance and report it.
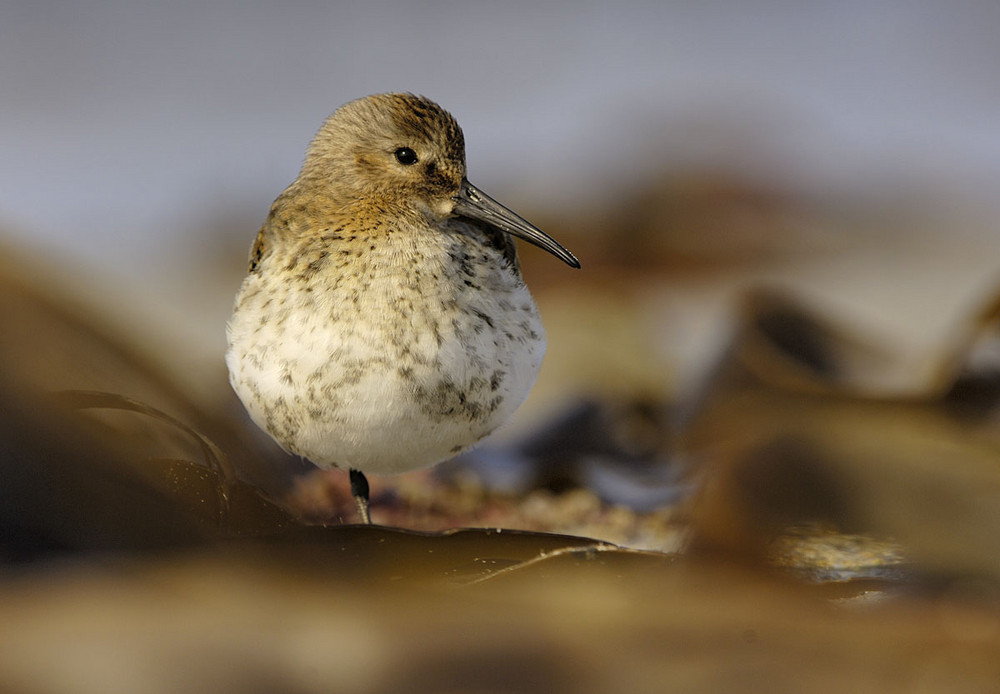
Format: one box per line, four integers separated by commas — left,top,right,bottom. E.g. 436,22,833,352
225,93,579,524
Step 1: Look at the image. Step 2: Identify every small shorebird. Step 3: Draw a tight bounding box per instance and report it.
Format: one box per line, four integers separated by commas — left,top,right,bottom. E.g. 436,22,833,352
226,93,579,523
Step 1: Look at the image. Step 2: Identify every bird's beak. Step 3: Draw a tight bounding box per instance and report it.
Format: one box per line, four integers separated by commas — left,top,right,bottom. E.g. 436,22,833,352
453,178,581,268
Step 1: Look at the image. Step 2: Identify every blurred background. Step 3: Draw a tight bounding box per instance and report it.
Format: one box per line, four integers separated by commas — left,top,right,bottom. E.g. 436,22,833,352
5,0,1000,534
4,0,1000,394
3,0,1000,531
5,3,1000,691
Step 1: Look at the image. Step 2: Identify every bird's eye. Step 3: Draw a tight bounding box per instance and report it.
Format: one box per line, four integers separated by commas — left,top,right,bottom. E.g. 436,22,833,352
394,147,418,165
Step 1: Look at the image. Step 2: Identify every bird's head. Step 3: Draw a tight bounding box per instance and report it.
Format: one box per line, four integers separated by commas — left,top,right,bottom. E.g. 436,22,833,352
300,93,579,268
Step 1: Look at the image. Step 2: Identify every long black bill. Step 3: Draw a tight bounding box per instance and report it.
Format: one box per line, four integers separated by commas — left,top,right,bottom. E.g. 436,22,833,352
453,178,581,268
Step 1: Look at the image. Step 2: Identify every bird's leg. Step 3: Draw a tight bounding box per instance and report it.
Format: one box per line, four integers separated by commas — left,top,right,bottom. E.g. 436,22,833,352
349,468,371,524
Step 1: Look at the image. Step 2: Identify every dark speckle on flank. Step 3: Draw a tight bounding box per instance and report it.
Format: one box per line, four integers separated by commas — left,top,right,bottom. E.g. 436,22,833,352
307,250,329,273
473,310,495,329
413,376,504,424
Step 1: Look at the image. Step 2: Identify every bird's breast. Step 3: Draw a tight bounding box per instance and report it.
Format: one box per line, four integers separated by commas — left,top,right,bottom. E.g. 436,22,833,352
225,232,546,473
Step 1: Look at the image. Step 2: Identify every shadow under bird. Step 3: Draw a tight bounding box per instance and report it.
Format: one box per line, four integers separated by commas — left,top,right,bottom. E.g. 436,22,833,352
226,93,579,523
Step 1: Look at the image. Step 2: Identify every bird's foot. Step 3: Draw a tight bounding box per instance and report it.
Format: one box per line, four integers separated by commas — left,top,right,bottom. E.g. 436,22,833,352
349,468,372,525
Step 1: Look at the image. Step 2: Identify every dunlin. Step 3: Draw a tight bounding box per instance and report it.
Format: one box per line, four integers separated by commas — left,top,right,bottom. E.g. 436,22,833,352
226,93,579,523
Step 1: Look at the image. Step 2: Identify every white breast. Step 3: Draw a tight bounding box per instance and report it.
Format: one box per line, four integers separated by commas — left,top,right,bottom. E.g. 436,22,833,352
225,232,545,476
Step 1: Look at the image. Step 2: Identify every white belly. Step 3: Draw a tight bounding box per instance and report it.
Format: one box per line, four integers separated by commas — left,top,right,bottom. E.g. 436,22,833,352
226,261,545,475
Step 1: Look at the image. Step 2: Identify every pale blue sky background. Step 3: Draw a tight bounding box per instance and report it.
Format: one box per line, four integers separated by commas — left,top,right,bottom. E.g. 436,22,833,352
2,0,999,275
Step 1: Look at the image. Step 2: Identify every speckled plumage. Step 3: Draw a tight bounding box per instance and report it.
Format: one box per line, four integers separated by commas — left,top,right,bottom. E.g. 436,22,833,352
226,93,578,522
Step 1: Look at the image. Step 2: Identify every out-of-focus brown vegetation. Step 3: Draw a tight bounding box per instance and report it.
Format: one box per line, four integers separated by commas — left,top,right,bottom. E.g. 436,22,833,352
680,288,1000,580
4,164,1000,692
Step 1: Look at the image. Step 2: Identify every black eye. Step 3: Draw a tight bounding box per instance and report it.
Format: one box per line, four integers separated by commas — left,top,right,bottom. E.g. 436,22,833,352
394,147,418,165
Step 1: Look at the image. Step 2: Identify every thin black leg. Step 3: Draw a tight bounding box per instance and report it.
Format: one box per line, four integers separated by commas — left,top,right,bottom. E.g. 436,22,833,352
349,468,371,524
